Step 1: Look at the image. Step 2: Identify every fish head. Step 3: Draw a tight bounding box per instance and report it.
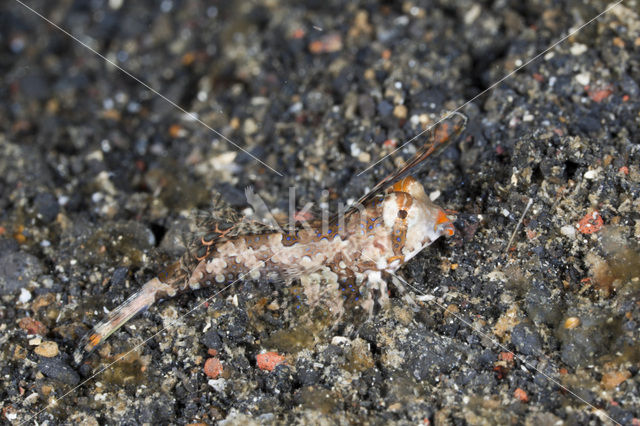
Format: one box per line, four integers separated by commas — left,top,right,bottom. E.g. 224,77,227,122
382,176,454,259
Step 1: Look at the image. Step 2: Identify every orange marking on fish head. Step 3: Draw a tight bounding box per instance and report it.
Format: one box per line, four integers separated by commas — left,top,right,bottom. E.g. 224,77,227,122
390,176,417,193
434,209,455,237
388,176,429,204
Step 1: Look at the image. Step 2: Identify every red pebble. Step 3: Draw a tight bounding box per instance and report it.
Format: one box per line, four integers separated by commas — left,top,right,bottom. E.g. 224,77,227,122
588,88,612,103
256,352,286,371
204,357,223,379
577,210,603,234
499,352,514,362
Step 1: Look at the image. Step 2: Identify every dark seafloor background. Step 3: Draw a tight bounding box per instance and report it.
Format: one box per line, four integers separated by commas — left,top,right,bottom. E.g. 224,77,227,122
1,0,640,424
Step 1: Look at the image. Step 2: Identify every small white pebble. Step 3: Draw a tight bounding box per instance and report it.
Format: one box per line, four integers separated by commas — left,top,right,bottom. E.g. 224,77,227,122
331,336,350,345
575,72,591,86
91,192,104,203
501,208,511,217
350,143,362,157
464,4,481,24
560,225,576,238
19,288,32,303
570,43,588,56
429,190,441,201
522,113,534,122
208,378,226,392
584,169,598,180
243,118,258,135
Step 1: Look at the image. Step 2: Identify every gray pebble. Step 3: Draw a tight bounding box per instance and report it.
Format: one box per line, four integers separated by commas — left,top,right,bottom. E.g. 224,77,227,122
0,252,44,295
511,322,542,356
37,357,80,386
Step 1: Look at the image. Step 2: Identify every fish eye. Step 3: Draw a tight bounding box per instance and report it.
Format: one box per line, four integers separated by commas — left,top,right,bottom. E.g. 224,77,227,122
397,209,408,219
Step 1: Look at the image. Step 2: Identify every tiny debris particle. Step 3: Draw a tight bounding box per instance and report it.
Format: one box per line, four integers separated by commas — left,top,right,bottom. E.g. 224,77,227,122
169,124,187,138
443,304,459,318
393,104,408,120
31,293,56,312
564,317,581,329
256,351,286,371
204,357,223,379
291,28,305,39
619,166,629,175
570,43,588,55
601,370,631,390
34,341,59,358
13,345,27,360
577,211,603,234
588,87,613,103
243,118,258,135
181,51,195,66
499,352,514,362
357,151,371,163
532,73,544,82
309,33,342,54
18,317,48,336
514,388,528,403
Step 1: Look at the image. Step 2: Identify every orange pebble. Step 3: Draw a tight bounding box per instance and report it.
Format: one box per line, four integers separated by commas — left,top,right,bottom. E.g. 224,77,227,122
514,388,528,403
204,357,223,379
256,351,286,371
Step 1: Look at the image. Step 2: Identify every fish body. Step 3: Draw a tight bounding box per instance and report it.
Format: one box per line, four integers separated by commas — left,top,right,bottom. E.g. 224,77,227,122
74,113,466,365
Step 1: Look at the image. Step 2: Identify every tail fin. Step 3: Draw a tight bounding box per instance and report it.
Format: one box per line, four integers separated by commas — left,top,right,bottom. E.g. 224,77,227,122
73,276,180,366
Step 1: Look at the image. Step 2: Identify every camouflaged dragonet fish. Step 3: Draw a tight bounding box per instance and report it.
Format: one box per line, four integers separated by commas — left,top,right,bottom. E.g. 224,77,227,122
74,112,466,365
